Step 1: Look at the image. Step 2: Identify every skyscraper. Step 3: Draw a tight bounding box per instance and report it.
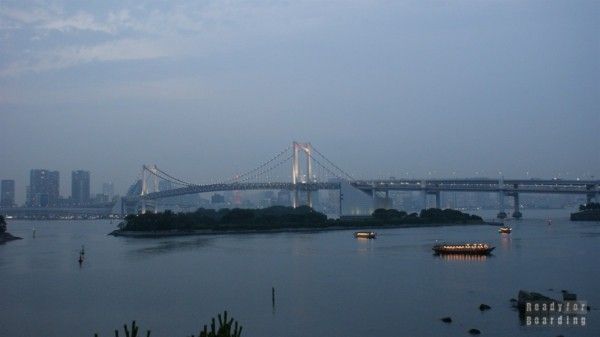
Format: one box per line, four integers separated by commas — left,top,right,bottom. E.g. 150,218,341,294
102,182,114,200
29,169,60,207
71,170,90,205
1,180,15,207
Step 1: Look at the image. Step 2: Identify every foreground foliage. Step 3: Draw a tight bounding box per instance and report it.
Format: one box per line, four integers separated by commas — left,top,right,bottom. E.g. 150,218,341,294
94,311,242,337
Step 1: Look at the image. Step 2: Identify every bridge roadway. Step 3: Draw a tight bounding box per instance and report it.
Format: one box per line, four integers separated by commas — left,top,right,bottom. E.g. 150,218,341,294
121,178,599,217
351,179,600,195
127,182,342,202
127,179,599,201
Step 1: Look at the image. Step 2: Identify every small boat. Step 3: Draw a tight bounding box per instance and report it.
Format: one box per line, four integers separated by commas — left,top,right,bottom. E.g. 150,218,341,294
80,245,85,255
354,231,376,239
433,243,494,255
547,219,552,225
498,226,512,234
78,253,84,265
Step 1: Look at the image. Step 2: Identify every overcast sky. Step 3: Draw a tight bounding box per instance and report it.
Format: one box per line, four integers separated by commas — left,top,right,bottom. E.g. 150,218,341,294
1,0,598,203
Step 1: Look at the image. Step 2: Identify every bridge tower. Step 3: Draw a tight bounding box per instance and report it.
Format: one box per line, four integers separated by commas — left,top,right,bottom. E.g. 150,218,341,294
140,165,159,214
292,142,314,208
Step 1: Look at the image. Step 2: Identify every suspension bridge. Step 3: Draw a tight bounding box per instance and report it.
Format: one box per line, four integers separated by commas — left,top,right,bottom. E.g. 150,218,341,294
121,141,599,218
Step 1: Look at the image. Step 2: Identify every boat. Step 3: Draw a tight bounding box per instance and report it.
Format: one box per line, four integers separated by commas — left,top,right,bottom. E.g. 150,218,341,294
433,243,494,255
498,226,512,234
354,231,376,239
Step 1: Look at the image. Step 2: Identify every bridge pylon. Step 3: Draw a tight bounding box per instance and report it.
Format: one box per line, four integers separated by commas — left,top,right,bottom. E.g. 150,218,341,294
292,142,314,208
140,164,159,214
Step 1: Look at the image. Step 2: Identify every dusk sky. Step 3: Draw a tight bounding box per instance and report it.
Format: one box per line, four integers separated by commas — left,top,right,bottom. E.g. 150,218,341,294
1,0,598,203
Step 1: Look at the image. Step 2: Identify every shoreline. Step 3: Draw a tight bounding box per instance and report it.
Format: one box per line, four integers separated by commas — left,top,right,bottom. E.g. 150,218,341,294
0,232,23,244
570,209,600,221
110,221,494,238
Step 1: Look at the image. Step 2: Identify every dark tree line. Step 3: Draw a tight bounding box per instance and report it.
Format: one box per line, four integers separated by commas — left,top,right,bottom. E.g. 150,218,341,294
579,202,600,211
122,206,329,231
0,215,6,234
371,207,482,224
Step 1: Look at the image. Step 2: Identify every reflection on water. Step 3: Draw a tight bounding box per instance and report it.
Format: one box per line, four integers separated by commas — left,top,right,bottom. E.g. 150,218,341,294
133,238,212,255
580,231,600,238
500,235,512,250
435,253,489,262
355,237,376,254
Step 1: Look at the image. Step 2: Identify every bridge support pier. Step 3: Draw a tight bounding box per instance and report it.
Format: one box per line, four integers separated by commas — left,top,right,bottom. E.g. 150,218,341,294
372,190,392,210
512,193,522,218
339,190,343,217
497,190,506,219
434,192,441,209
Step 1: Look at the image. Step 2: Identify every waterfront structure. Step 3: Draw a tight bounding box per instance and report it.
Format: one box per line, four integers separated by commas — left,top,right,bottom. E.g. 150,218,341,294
71,170,90,205
28,169,60,207
1,180,15,207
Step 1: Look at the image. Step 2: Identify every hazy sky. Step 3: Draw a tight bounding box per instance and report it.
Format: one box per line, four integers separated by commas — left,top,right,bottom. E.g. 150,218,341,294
1,0,598,203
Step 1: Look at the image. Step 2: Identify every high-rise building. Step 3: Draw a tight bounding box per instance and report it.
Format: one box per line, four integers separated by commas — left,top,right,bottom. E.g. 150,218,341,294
29,169,60,207
72,170,91,205
102,182,115,200
1,180,15,207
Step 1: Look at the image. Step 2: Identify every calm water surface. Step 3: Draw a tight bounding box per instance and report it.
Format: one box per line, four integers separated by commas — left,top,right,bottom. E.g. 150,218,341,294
1,209,598,337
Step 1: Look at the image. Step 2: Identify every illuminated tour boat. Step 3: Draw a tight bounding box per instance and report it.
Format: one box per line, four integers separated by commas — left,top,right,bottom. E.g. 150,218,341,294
354,231,377,239
433,243,494,255
498,226,512,234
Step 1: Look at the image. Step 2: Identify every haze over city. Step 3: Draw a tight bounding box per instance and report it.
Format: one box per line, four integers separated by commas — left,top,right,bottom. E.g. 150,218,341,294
1,1,598,203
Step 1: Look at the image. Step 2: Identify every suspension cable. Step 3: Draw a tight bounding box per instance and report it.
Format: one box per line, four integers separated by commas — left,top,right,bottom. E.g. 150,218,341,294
223,145,292,183
153,166,195,186
310,145,355,181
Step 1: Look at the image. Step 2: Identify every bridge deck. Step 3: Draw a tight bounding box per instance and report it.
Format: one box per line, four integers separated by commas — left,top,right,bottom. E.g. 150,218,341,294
124,179,599,202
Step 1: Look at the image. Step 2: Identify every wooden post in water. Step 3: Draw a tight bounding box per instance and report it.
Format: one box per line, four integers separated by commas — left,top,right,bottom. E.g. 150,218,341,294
272,287,275,309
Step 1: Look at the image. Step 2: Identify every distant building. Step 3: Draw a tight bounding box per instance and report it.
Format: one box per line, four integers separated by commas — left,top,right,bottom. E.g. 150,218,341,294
71,170,91,205
329,178,373,216
1,180,15,207
102,182,114,200
211,193,225,204
28,169,60,207
276,190,291,206
92,193,109,204
126,180,142,197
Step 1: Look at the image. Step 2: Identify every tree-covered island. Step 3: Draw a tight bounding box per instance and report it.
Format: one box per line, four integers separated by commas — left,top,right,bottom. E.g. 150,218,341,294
570,202,600,221
111,206,485,237
0,215,22,244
